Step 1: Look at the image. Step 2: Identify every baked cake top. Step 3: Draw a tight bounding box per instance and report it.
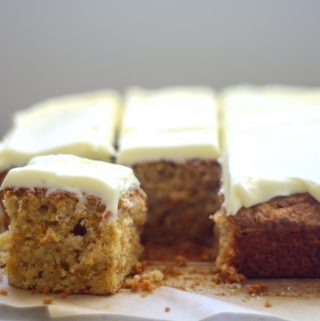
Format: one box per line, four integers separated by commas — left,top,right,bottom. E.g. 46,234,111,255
1,154,139,220
117,87,220,165
0,90,120,172
222,86,320,215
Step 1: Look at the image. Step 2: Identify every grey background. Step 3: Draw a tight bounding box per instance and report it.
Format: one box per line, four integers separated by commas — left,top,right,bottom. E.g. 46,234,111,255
0,0,320,136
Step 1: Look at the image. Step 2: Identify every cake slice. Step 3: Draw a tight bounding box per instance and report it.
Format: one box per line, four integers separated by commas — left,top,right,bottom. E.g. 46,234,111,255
214,86,320,277
0,154,147,294
117,87,221,244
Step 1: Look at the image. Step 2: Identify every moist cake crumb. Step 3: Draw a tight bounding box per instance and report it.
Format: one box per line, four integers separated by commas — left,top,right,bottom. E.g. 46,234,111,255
165,307,171,313
0,288,8,296
161,266,182,278
132,261,149,274
124,269,164,293
264,300,273,308
43,296,53,305
212,264,246,284
245,283,269,295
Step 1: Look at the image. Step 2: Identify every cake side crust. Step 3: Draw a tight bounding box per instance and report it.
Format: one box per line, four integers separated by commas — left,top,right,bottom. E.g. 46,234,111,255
214,193,320,278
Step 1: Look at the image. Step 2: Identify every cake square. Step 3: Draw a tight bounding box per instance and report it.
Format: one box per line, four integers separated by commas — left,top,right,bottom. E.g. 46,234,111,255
0,155,147,294
117,87,221,244
215,86,320,277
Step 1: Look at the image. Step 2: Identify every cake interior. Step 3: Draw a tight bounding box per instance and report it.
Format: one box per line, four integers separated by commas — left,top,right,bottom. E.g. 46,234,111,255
2,187,146,294
133,159,222,245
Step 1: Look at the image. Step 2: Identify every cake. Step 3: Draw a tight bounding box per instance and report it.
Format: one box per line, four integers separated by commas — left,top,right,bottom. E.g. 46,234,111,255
0,154,147,294
0,90,120,229
117,87,222,244
214,86,320,277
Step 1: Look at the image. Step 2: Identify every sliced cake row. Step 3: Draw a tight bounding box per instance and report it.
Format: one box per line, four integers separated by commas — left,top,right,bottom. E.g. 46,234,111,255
1,85,320,296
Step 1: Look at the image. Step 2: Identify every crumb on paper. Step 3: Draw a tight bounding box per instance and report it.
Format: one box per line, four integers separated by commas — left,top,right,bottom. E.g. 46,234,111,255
0,288,8,296
264,300,273,308
165,306,171,313
161,266,181,278
124,269,164,293
212,264,246,284
58,289,70,299
43,296,53,305
245,283,269,296
174,255,187,267
132,260,149,274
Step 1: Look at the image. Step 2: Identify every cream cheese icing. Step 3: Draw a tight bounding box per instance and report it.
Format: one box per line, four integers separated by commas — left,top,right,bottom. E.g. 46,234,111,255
117,129,220,165
222,86,320,215
117,87,220,165
121,87,218,134
0,154,139,220
0,90,120,172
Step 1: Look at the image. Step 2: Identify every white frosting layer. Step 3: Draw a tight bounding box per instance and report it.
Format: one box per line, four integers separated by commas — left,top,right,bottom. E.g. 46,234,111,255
1,154,139,220
121,87,218,134
117,129,220,165
117,87,220,165
223,86,320,215
0,90,120,172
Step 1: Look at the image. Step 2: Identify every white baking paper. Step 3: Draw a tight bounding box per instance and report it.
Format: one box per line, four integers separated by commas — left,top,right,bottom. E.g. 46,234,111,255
0,276,293,321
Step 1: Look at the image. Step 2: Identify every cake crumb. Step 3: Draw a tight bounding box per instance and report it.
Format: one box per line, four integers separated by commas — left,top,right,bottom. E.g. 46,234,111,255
58,289,70,299
245,283,269,295
0,288,8,296
43,296,53,305
165,307,171,313
132,260,149,274
264,300,273,308
161,266,181,278
175,255,187,267
124,269,164,293
212,264,246,284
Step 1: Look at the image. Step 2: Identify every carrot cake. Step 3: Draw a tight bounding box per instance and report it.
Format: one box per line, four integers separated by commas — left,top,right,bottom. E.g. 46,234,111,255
214,86,320,277
0,154,147,294
117,87,221,244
